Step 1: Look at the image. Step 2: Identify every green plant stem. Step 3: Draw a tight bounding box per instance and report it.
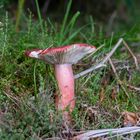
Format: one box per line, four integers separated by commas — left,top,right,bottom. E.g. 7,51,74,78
15,0,25,31
59,0,72,45
35,0,44,34
34,62,38,99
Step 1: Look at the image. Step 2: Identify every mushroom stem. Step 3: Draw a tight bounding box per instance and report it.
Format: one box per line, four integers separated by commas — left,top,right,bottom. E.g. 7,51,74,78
55,64,75,118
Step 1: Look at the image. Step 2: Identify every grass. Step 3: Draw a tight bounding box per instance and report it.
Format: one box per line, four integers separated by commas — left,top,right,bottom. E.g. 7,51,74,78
0,1,140,139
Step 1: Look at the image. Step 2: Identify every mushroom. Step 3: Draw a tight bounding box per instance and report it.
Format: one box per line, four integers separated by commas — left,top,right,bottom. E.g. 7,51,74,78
25,44,96,121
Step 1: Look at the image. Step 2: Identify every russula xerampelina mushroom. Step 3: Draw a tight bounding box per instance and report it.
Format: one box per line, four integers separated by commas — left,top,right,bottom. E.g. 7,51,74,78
25,44,96,122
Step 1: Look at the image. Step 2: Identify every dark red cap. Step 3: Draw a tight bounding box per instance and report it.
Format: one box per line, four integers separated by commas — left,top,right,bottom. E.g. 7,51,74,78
25,44,96,64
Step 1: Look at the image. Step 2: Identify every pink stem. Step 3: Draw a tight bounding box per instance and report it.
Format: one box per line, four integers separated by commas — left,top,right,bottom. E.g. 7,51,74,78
55,64,75,114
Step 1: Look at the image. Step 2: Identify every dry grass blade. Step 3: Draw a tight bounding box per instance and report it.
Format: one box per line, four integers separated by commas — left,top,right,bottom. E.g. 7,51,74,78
84,44,105,60
126,84,140,92
108,58,129,97
122,40,140,70
45,137,61,140
72,126,140,140
3,91,20,107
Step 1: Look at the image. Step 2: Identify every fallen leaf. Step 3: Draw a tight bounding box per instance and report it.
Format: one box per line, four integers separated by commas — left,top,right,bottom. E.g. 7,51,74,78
101,75,110,87
122,111,140,126
111,87,117,100
99,88,105,103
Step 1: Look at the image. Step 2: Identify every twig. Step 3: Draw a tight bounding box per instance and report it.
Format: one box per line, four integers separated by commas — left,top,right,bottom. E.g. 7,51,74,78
74,38,123,79
42,0,50,17
72,126,140,140
122,40,139,70
108,58,129,97
74,63,106,79
74,38,139,79
126,84,140,92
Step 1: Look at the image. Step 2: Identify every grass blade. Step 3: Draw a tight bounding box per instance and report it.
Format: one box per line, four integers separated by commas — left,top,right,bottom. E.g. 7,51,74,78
62,24,90,45
35,0,44,33
59,0,72,45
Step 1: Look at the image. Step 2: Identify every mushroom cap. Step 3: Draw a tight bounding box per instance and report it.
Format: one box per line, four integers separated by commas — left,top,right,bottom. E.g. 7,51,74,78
25,49,42,58
25,43,96,64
